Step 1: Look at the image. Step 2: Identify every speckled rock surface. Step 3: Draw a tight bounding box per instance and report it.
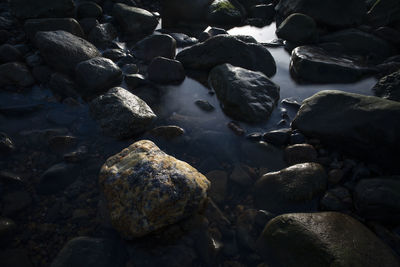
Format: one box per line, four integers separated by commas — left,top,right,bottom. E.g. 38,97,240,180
99,140,210,239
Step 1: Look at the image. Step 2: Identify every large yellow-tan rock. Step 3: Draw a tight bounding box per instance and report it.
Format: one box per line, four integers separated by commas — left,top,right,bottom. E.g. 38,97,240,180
99,140,210,239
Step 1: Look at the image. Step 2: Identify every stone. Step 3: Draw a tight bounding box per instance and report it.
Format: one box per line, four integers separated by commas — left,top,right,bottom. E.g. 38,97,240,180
35,31,100,75
9,0,75,19
320,187,352,211
372,69,400,101
75,57,122,97
206,170,228,204
0,249,32,267
37,163,79,195
240,141,286,170
124,74,147,89
373,27,400,46
284,144,317,165
254,163,327,214
195,100,215,112
276,13,317,44
230,164,253,186
24,18,84,41
0,44,22,63
90,87,156,139
148,125,185,139
0,132,15,154
206,0,243,25
176,35,276,77
48,73,79,99
0,62,35,88
102,49,126,62
168,33,198,47
209,63,279,122
2,191,31,216
249,4,275,20
367,0,400,27
76,2,103,19
262,128,291,146
148,57,185,84
99,140,210,238
292,90,400,171
133,34,176,63
88,23,118,50
257,212,400,267
79,18,99,34
0,218,16,241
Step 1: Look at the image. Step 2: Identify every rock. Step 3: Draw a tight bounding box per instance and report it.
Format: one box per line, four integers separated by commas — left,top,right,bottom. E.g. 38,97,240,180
2,191,31,216
354,177,400,224
122,64,138,74
276,13,317,44
0,62,35,88
133,34,176,63
24,18,84,41
124,74,147,89
88,23,118,50
176,35,276,77
367,0,400,27
99,140,210,238
290,46,371,83
148,57,185,84
209,63,279,122
0,249,32,267
48,73,79,99
292,90,400,171
76,2,103,19
249,4,275,21
257,212,400,267
112,3,158,37
207,0,243,25
37,163,79,195
328,169,344,184
262,128,291,146
90,87,156,139
75,57,122,97
50,237,126,267
48,135,78,153
9,0,75,19
240,141,286,170
195,100,215,112
254,162,327,214
168,33,198,47
0,132,15,154
0,218,16,241
102,49,126,62
284,144,317,165
79,18,99,34
148,125,185,139
276,0,366,28
35,30,100,75
32,65,52,84
206,170,228,204
373,27,400,46
230,164,253,186
320,187,352,211
0,44,22,63
372,69,400,101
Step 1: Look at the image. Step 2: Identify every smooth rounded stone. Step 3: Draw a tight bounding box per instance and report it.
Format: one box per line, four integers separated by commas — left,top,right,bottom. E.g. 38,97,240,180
354,177,400,223
147,57,185,84
240,141,286,170
0,62,35,88
99,140,210,238
290,46,372,83
75,57,122,96
36,163,79,195
2,191,32,216
328,169,344,184
195,100,215,112
284,144,317,165
209,63,279,122
276,13,317,44
206,0,243,25
0,44,22,63
148,125,185,139
124,73,147,89
276,0,366,28
35,30,100,75
132,34,176,63
20,128,69,148
50,237,126,267
88,23,118,50
90,87,156,139
262,128,291,146
112,3,158,37
0,171,23,186
206,170,228,204
254,162,327,214
77,2,103,19
0,132,14,154
48,72,79,99
102,49,126,62
24,18,84,41
249,4,275,20
372,69,400,101
176,35,276,77
320,187,352,211
367,0,400,27
79,18,99,34
0,249,33,267
257,212,400,267
9,0,75,19
167,32,198,47
292,90,400,171
230,164,253,186
0,218,16,241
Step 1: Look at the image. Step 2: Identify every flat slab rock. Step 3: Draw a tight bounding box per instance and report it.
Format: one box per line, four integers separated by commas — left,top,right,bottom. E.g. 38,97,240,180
99,140,210,239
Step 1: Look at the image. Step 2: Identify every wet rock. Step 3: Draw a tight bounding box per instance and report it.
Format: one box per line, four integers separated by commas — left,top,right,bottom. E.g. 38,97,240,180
230,164,253,186
148,125,185,139
262,128,291,146
0,132,14,155
372,69,400,101
320,187,352,211
0,62,35,88
249,4,275,21
328,169,344,184
257,212,400,267
122,64,138,74
79,18,99,34
168,32,198,47
292,90,400,171
64,146,88,163
35,30,100,75
124,74,147,89
102,49,126,62
48,73,78,99
233,35,258,44
227,121,245,136
90,87,156,139
9,0,75,19
2,191,31,216
147,57,185,84
48,135,78,153
366,0,400,27
354,177,400,224
88,23,118,50
176,35,276,77
290,46,371,83
254,162,327,214
99,140,210,238
0,44,22,63
206,170,228,204
76,2,103,19
133,34,176,63
289,131,306,144
37,163,79,195
24,18,84,41
0,171,23,186
284,144,317,165
276,13,317,44
0,249,32,267
209,63,279,122
75,57,122,97
240,141,286,171
51,237,126,267
207,0,243,25
195,100,215,112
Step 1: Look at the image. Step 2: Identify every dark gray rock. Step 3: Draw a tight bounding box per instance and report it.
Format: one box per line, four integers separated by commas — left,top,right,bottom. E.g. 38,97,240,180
372,69,400,101
24,18,84,41
9,0,75,19
367,0,400,27
102,49,126,62
48,73,79,99
88,23,118,50
373,27,400,46
76,2,103,19
124,73,147,89
0,132,15,154
90,87,156,139
284,143,317,165
276,13,317,44
35,30,100,75
209,63,279,122
37,163,79,195
0,62,35,88
206,0,243,25
79,18,99,34
0,218,16,241
320,187,352,211
148,57,185,84
0,44,22,63
168,32,198,47
133,34,176,63
240,141,286,170
262,128,291,146
249,4,275,20
195,100,215,112
148,125,185,139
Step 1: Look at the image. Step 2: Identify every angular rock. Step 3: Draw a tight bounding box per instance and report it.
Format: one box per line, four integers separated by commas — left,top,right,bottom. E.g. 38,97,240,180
209,63,279,122
88,23,118,50
276,13,317,44
9,0,75,19
254,163,327,214
35,31,100,75
176,35,276,77
24,18,84,41
206,170,228,204
0,62,35,88
148,57,185,84
90,87,156,139
99,140,210,238
37,163,79,195
133,34,176,63
257,212,400,267
372,69,400,101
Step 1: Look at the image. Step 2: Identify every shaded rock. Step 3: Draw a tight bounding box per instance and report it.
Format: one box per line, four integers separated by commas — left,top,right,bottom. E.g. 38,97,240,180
0,249,32,267
0,132,15,154
209,63,279,122
90,87,156,139
206,170,228,204
24,18,84,41
148,125,185,139
254,162,327,213
102,49,126,62
37,163,79,195
148,56,185,84
195,100,215,112
88,23,118,50
230,164,253,186
48,135,78,153
0,218,16,241
276,13,317,44
207,0,243,25
240,141,286,170
367,0,400,27
122,64,138,74
320,187,352,211
372,69,400,101
35,30,100,75
176,35,276,77
2,191,31,216
373,26,400,46
133,34,176,63
292,90,400,171
124,74,147,89
262,128,291,146
249,4,275,20
168,32,198,47
9,0,75,19
284,144,317,165
79,18,99,34
76,2,103,19
0,44,22,63
99,140,210,238
0,62,35,88
48,73,78,99
32,65,52,84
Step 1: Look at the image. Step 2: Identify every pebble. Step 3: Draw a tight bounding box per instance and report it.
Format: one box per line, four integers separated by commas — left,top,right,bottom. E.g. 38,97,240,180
195,100,215,112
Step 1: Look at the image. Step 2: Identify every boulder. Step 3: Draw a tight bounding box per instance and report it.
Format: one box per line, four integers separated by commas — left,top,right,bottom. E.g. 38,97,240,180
24,18,84,41
35,31,100,75
76,2,103,19
209,63,279,122
206,0,243,25
99,140,210,238
176,35,276,77
372,69,400,101
253,163,327,214
89,87,156,139
276,13,317,44
132,34,176,63
87,23,118,50
9,0,75,19
148,57,185,84
257,212,400,267
0,62,35,88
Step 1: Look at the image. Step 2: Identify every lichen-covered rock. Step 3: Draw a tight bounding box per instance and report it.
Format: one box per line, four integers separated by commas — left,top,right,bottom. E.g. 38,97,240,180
99,140,210,239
